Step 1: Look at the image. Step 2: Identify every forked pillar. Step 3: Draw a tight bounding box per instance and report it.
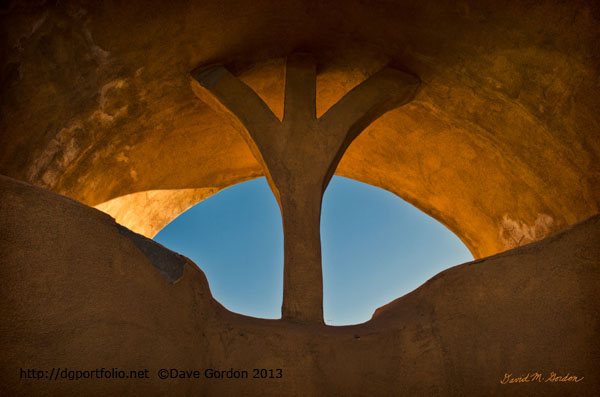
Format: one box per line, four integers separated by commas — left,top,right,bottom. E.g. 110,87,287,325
191,54,419,323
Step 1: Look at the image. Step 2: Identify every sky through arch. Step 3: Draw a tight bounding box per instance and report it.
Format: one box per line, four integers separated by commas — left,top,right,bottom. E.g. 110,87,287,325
153,176,473,325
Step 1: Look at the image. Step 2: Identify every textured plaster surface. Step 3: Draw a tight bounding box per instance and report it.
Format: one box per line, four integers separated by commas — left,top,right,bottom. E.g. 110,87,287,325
94,187,222,238
1,175,599,396
1,0,599,259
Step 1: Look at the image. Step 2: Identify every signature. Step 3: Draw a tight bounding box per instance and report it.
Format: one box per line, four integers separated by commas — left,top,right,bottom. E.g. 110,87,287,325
500,372,584,384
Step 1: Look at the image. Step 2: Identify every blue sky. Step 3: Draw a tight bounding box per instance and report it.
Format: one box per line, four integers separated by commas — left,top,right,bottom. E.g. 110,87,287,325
154,176,473,325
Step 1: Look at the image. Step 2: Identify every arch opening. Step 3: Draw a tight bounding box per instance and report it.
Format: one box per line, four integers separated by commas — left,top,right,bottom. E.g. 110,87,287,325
153,177,284,320
150,175,472,324
321,176,473,325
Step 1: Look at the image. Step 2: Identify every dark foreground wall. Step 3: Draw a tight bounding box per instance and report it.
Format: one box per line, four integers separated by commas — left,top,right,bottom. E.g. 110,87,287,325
1,175,598,396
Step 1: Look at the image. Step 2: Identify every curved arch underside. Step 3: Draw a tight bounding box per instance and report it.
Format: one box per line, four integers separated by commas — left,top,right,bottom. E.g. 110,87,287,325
1,0,599,259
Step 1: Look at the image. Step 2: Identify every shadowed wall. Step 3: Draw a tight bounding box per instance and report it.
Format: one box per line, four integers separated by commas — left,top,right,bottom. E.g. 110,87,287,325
1,174,599,395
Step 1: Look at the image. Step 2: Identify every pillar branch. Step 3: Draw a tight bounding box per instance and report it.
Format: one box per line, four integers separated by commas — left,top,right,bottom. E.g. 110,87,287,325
317,68,420,189
284,53,317,123
191,54,420,323
190,64,281,169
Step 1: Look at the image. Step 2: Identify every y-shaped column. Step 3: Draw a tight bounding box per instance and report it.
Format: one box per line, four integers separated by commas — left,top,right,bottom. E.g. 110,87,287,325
191,54,419,323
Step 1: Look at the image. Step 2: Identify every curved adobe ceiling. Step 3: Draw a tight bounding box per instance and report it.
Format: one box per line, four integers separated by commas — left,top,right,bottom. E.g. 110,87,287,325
1,0,599,259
